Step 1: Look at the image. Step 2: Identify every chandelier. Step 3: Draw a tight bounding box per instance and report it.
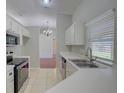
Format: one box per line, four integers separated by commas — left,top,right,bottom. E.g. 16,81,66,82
40,21,53,37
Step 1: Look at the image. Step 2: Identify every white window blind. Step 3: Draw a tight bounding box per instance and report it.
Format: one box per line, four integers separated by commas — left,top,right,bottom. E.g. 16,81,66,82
86,9,115,61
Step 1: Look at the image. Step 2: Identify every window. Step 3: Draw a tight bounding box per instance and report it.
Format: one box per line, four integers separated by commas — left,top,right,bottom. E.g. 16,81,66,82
86,9,115,62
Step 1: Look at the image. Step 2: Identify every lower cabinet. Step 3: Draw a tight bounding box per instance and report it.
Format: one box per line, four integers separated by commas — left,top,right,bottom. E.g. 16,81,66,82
6,82,14,93
66,61,78,78
6,65,14,93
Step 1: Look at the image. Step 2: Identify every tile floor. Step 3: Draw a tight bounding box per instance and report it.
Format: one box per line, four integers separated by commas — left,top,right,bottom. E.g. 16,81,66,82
23,68,62,93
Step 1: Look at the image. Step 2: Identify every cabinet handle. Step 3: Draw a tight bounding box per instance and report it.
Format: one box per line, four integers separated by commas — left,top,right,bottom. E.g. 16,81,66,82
9,72,12,76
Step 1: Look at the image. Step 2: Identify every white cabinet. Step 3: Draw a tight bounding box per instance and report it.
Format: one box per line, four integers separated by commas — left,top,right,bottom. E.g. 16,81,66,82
22,27,30,37
65,22,85,45
12,20,18,34
6,15,20,35
6,15,12,32
18,25,23,46
12,20,21,35
65,27,72,45
74,22,85,45
6,14,30,46
66,61,78,78
6,65,14,93
6,15,30,37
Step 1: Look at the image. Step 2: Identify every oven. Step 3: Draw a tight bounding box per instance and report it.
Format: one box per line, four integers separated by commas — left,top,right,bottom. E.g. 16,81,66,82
7,55,29,93
14,60,29,93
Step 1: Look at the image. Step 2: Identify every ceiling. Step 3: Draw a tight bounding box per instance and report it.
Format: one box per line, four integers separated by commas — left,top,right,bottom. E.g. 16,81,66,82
7,0,82,28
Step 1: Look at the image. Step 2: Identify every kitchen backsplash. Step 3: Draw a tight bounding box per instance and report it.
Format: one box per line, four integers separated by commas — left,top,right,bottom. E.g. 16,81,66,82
71,45,86,55
7,46,22,56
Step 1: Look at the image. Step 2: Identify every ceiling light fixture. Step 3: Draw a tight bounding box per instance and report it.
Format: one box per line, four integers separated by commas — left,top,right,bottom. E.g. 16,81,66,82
43,0,49,5
40,21,53,37
42,0,51,8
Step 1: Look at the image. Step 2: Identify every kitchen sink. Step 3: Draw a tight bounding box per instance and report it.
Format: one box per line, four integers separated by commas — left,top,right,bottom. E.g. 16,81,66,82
75,62,98,68
69,59,98,68
69,59,89,62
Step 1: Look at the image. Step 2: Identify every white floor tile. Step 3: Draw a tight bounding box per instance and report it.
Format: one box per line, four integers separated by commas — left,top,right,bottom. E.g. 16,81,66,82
23,68,62,93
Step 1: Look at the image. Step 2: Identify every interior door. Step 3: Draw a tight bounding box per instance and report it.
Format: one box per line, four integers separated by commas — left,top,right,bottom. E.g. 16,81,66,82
39,34,53,58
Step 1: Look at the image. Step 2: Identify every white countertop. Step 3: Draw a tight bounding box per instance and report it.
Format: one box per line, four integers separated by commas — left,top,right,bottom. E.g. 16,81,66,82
45,69,116,93
60,52,111,69
13,56,30,59
60,51,88,60
45,52,116,93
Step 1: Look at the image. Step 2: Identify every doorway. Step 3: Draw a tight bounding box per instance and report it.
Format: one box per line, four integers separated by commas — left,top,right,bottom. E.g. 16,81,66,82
39,34,56,68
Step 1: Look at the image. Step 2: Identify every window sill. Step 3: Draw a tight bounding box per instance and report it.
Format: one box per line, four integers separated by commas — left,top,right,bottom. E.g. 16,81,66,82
96,59,113,66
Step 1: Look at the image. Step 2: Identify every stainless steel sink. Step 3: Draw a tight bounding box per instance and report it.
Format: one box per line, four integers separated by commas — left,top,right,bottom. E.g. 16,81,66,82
69,59,98,68
69,59,88,62
75,62,98,68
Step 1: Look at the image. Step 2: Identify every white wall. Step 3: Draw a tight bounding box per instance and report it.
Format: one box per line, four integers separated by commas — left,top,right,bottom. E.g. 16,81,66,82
71,0,117,54
26,27,40,68
56,14,72,70
39,34,53,58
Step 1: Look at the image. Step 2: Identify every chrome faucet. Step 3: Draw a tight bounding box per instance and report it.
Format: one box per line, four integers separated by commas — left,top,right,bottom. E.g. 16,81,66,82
86,47,96,64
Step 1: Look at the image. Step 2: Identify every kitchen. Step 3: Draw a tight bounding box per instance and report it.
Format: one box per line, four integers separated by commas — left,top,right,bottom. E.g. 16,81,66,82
5,0,117,93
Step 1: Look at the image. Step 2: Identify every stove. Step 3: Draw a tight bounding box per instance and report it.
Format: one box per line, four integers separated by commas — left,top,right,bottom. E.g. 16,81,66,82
7,58,28,66
7,55,29,93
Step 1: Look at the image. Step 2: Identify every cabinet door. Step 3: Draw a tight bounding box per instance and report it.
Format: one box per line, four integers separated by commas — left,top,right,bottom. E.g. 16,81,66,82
70,24,75,44
66,62,78,78
65,29,68,45
6,66,14,93
65,22,85,45
19,25,23,46
6,81,14,93
74,23,85,45
69,63,78,75
6,15,12,31
12,20,19,34
65,28,71,45
66,62,71,77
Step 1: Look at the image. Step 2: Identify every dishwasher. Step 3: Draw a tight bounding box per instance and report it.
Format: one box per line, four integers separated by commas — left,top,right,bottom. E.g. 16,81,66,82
61,57,66,79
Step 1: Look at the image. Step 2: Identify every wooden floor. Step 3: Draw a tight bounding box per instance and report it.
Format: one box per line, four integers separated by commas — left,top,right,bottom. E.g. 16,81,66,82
40,58,56,68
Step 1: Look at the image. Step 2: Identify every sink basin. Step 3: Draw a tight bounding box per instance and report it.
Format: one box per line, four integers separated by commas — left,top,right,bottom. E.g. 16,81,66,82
69,59,89,62
69,59,98,68
75,62,98,68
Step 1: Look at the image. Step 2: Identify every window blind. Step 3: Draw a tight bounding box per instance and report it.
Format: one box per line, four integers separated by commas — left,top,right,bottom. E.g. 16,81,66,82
86,9,115,61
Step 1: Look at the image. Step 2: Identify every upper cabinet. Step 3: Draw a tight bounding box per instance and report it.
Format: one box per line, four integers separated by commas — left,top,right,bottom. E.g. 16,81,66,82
6,14,30,37
22,27,30,38
6,15,12,32
65,26,73,45
65,22,85,45
12,20,20,35
6,15,20,35
6,14,30,46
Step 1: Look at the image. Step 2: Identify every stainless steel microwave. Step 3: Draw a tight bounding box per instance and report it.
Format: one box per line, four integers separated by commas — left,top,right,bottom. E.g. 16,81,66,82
6,33,20,46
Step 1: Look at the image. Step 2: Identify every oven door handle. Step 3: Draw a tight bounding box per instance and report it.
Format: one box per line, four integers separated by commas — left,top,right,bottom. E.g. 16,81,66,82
17,61,28,69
